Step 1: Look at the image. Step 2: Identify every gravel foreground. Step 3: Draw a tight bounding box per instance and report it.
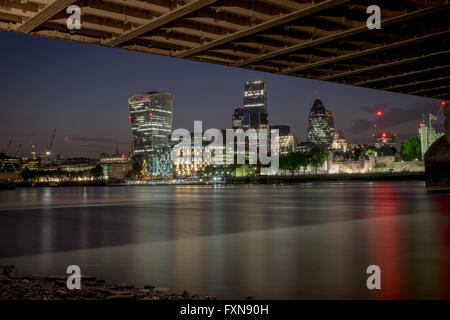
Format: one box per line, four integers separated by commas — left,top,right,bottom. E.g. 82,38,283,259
0,265,216,300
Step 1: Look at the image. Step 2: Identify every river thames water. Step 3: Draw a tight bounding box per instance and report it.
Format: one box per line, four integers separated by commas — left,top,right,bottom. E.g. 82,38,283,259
0,181,449,299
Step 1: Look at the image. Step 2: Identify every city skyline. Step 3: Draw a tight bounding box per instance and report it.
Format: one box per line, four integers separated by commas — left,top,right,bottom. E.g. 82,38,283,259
0,31,445,159
0,0,449,304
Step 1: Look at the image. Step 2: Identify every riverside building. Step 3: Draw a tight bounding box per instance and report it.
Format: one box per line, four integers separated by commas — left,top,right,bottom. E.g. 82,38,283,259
128,91,173,177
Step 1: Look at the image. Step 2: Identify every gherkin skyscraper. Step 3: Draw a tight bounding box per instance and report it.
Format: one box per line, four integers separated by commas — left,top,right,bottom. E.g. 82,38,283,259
307,98,335,147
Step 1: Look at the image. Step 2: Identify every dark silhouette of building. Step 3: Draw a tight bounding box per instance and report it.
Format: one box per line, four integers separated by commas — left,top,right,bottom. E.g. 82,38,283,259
269,125,290,136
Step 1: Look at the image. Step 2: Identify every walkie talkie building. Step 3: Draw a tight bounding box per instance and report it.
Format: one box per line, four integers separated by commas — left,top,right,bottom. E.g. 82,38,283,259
128,91,173,176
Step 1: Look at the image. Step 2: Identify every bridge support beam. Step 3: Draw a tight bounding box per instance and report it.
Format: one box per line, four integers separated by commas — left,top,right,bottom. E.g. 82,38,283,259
425,103,450,188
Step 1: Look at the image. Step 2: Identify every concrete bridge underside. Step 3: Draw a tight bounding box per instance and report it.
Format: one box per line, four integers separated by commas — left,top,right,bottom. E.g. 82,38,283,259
0,0,449,99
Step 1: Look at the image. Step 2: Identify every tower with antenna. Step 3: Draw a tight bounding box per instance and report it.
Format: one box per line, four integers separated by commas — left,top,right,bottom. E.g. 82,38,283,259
418,100,446,160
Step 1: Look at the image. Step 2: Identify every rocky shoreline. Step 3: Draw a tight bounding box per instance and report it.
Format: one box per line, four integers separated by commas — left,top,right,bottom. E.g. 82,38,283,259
0,265,215,300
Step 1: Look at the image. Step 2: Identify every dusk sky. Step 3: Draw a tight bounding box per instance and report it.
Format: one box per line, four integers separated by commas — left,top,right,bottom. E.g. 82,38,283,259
0,30,445,158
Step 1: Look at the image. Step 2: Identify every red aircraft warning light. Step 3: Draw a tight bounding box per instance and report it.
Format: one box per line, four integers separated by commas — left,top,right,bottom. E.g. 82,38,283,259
376,111,383,117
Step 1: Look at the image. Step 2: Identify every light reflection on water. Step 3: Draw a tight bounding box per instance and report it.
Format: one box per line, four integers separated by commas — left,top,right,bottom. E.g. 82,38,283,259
0,181,449,299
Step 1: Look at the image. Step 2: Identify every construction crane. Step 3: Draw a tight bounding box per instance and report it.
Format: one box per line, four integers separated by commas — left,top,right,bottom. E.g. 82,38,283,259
14,144,22,157
3,139,12,155
372,110,396,147
422,100,447,129
436,100,447,117
373,124,380,136
372,123,386,140
45,129,56,156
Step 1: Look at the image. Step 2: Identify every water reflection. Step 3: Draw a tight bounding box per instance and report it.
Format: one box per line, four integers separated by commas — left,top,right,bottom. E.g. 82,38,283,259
0,181,449,299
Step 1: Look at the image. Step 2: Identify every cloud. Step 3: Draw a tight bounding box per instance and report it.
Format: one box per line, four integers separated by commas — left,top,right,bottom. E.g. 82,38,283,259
70,136,127,144
78,143,107,149
363,101,443,128
345,119,373,136
345,100,444,142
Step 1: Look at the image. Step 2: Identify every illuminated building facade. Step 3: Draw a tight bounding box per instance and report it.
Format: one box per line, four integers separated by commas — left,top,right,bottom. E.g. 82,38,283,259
232,80,268,130
21,158,39,171
307,98,335,147
296,141,315,153
328,152,374,174
270,125,294,155
244,80,267,112
60,158,97,172
172,143,205,177
128,92,173,176
331,131,348,152
419,115,444,159
0,156,21,173
277,134,296,155
148,149,172,176
40,151,53,168
172,133,226,178
373,132,397,148
231,81,269,164
100,154,132,180
232,105,268,130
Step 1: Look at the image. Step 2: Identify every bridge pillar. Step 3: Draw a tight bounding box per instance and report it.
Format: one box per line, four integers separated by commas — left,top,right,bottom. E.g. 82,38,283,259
425,103,450,188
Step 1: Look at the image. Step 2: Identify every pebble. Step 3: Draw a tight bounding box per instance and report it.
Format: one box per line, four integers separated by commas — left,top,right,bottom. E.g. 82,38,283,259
154,287,170,293
105,294,136,301
56,280,66,287
2,265,16,277
117,283,134,289
0,265,214,300
55,290,69,298
47,275,66,281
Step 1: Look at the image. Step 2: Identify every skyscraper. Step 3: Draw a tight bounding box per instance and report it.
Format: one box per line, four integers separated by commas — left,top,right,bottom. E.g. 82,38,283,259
231,80,269,165
128,91,173,176
232,80,268,130
244,80,267,112
269,125,290,136
307,98,335,147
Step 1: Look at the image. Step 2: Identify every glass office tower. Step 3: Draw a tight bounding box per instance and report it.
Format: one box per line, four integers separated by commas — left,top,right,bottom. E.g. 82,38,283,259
243,80,267,112
232,80,268,130
231,81,270,165
128,91,173,176
307,98,335,147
